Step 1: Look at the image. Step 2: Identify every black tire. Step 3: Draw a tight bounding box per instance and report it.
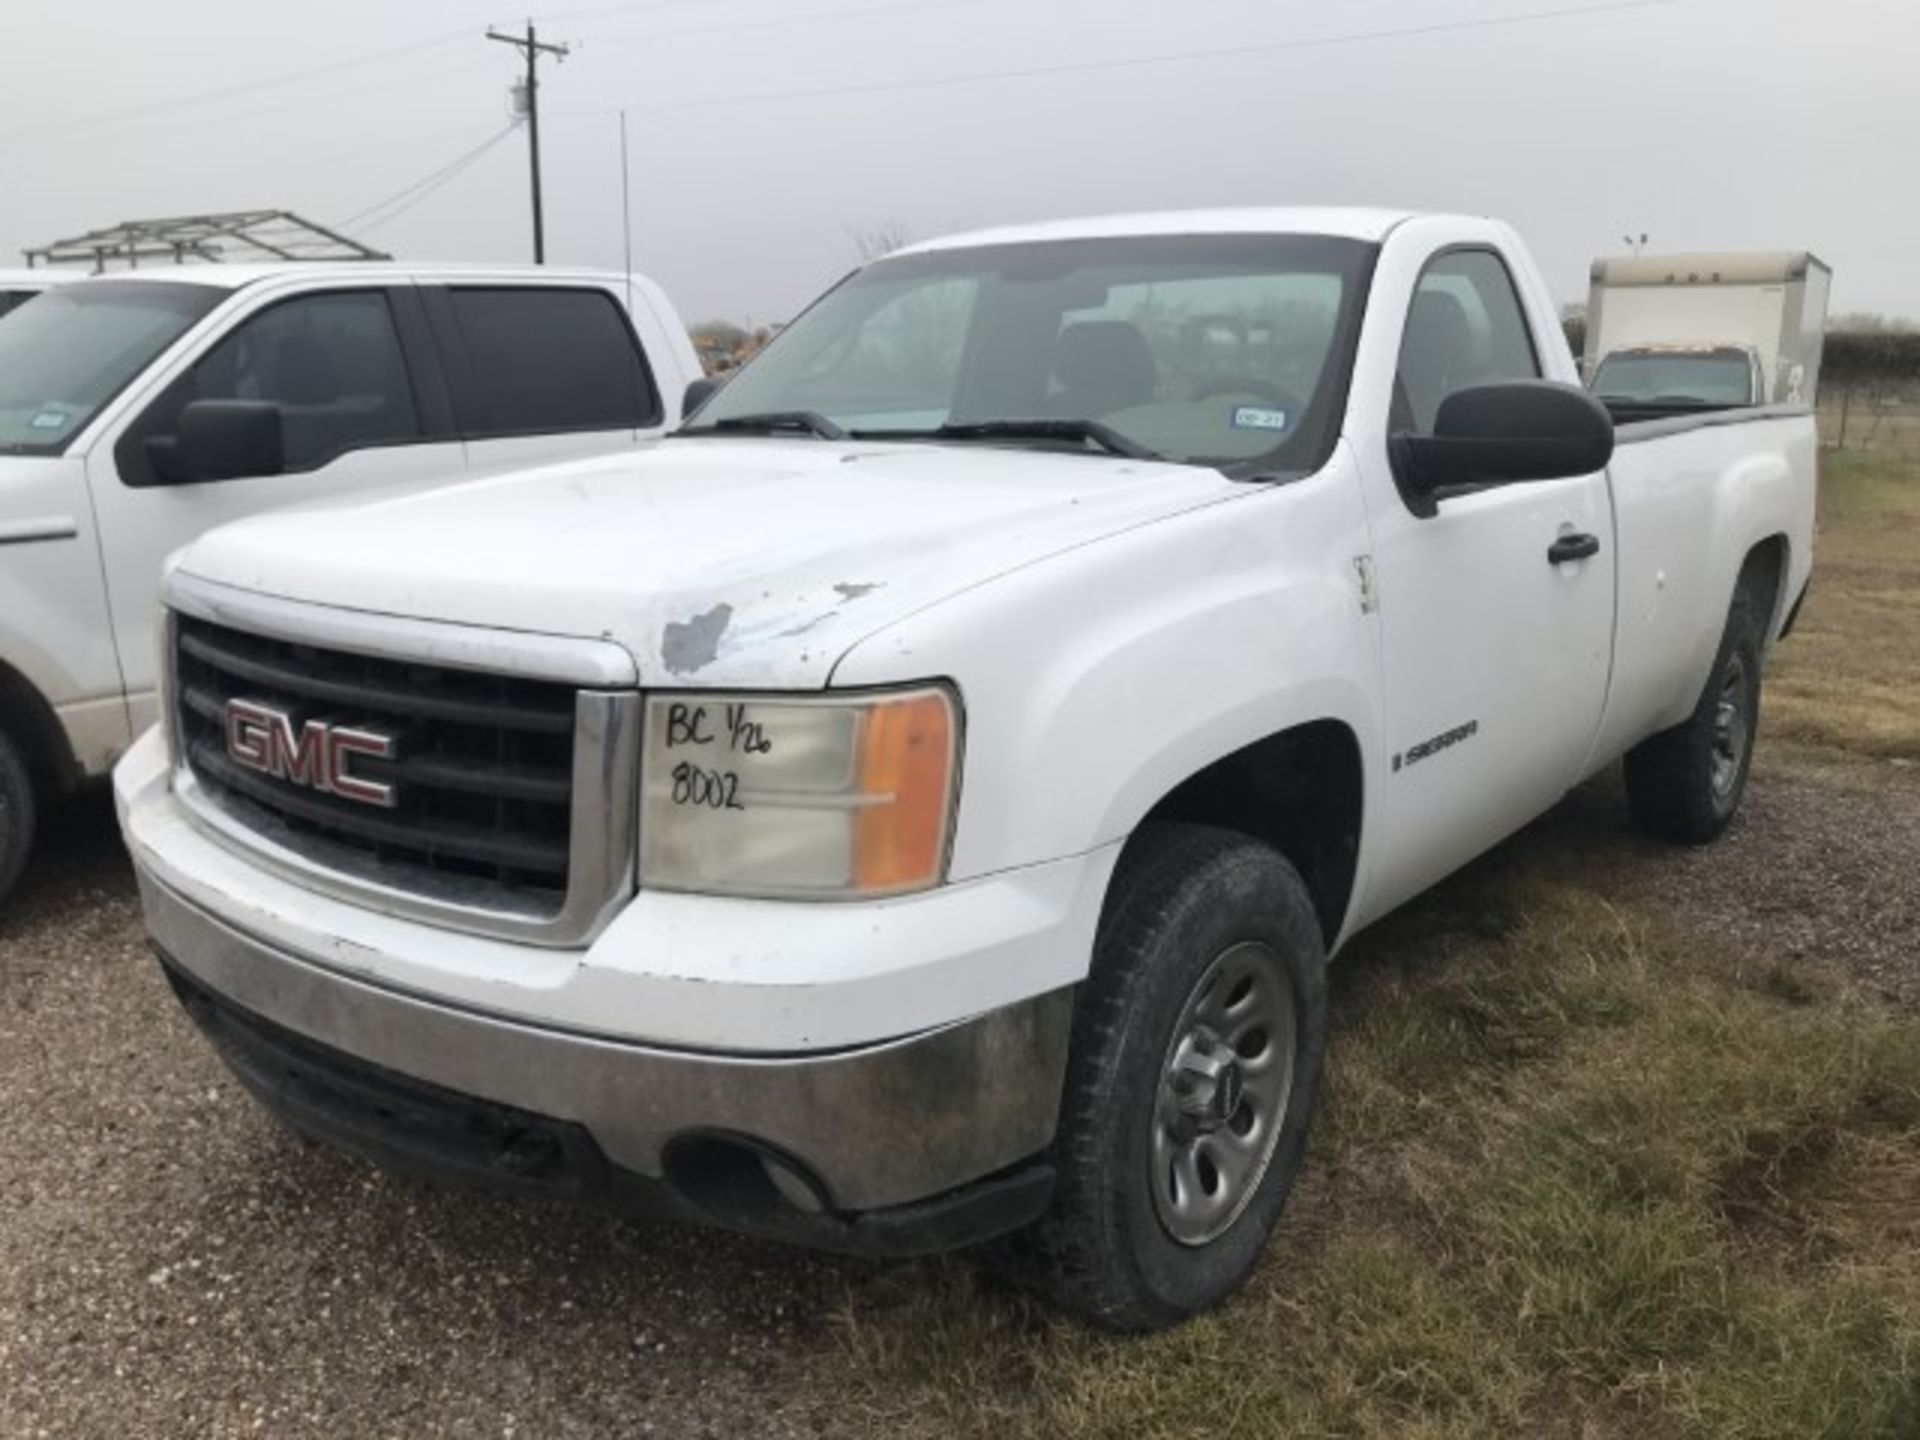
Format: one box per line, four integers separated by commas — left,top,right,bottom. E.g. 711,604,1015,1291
0,725,36,907
1623,595,1763,844
1023,823,1328,1331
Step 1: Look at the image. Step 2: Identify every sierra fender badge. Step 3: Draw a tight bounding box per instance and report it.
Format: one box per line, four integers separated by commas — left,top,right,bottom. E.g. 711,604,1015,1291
1392,719,1479,774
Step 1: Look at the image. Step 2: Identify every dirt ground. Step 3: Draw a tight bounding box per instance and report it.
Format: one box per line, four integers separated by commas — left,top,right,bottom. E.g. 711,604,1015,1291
0,727,1911,1438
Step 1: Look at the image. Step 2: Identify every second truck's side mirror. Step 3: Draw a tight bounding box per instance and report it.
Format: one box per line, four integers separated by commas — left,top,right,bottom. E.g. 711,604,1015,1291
1393,380,1614,518
682,375,727,421
149,400,287,484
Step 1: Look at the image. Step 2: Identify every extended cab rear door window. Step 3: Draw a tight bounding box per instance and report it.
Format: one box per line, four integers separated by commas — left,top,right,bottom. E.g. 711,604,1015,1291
440,286,661,437
120,289,425,485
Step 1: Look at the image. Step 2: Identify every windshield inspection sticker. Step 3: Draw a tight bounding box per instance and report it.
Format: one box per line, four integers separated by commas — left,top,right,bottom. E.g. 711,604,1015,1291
29,409,70,431
1229,405,1289,432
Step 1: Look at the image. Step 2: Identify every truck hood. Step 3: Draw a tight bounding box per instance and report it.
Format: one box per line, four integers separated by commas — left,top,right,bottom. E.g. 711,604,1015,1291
175,438,1242,687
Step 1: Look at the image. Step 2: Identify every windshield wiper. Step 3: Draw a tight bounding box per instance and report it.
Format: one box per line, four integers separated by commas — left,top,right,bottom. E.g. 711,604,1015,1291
855,418,1160,461
692,411,848,440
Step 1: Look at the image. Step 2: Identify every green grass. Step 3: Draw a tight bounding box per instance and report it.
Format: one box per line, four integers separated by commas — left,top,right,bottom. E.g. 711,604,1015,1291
808,442,1920,1439
824,884,1920,1439
1768,447,1920,759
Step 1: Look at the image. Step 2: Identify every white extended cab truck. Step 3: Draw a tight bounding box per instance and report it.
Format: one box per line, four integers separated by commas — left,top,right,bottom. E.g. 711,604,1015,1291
0,264,699,900
117,210,1816,1331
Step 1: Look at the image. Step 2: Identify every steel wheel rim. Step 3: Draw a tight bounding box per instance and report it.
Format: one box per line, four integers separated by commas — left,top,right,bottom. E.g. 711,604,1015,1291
1150,940,1297,1247
1711,651,1750,801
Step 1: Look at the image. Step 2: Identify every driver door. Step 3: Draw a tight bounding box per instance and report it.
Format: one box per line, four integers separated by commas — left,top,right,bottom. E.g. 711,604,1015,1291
1355,247,1615,913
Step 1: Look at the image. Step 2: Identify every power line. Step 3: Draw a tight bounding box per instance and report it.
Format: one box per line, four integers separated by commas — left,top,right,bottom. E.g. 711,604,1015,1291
210,119,521,194
156,55,502,138
567,0,985,45
525,0,716,26
354,144,517,236
336,125,522,234
356,0,1670,252
0,26,475,142
615,0,1679,117
0,0,883,142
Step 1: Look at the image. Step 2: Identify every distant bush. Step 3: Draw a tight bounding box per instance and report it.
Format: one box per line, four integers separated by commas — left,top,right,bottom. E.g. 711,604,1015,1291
1823,331,1920,393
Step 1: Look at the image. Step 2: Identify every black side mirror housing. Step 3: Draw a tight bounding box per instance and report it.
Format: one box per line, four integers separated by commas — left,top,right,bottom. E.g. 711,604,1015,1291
149,399,286,484
1393,380,1614,518
682,375,727,421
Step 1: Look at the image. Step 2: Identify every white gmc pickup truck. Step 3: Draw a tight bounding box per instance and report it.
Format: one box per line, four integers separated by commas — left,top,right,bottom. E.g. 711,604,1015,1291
117,209,1816,1331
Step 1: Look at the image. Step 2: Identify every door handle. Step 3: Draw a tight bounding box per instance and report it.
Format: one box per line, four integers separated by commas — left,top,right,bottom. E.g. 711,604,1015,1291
1547,533,1602,565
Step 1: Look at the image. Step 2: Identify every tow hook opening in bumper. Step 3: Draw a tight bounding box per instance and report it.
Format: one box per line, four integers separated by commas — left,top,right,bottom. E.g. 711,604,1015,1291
156,947,1057,1259
663,1132,836,1216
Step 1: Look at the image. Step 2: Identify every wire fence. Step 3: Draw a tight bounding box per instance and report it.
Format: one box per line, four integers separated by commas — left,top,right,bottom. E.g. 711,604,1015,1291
1818,391,1920,454
1820,332,1920,453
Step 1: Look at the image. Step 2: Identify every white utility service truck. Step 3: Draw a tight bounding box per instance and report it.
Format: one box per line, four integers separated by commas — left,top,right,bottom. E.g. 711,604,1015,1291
118,210,1816,1330
1584,250,1832,416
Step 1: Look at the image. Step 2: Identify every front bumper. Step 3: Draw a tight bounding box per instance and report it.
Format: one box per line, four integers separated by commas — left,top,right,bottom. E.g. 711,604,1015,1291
138,870,1071,1235
118,724,1106,1235
154,936,1057,1256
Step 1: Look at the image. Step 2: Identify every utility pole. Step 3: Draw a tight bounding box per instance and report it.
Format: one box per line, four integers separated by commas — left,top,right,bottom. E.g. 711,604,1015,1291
487,21,570,264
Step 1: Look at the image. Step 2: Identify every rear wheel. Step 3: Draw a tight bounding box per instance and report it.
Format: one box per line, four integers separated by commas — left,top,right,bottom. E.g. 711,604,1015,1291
1024,823,1328,1331
1624,597,1763,844
0,726,36,907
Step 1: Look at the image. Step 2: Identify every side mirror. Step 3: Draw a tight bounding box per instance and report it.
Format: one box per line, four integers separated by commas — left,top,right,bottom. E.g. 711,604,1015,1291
1393,380,1613,518
682,375,727,421
149,399,286,484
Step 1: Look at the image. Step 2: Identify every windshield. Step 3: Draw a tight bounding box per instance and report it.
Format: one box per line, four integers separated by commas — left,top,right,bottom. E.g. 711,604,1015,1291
0,281,224,455
1593,351,1756,407
684,233,1377,474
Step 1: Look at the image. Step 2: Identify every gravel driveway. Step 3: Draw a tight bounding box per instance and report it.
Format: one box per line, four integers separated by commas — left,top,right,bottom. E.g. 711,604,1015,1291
2,743,1913,1437
1539,745,1920,1011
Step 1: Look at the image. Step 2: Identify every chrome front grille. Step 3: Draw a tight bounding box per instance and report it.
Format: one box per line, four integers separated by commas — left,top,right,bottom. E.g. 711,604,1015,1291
176,615,578,895
164,587,639,948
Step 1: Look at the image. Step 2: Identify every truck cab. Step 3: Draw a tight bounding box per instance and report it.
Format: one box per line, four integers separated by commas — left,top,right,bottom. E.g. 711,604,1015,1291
0,263,699,901
1590,342,1767,417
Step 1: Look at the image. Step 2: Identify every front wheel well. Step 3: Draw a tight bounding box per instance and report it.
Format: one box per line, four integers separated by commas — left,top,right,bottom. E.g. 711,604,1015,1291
1126,721,1363,946
0,661,81,798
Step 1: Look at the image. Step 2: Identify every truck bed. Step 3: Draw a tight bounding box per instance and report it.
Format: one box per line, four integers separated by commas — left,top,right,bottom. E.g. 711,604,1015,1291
1604,399,1809,430
1584,405,1819,771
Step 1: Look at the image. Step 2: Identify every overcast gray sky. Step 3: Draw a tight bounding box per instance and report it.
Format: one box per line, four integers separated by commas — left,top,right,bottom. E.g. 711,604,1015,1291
2,0,1913,325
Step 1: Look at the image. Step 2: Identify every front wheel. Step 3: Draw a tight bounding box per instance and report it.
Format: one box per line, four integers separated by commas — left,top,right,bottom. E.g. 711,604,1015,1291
0,725,36,907
1624,597,1763,844
1024,823,1328,1331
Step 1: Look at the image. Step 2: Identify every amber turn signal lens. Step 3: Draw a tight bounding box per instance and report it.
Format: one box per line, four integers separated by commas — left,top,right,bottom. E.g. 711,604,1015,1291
853,691,955,893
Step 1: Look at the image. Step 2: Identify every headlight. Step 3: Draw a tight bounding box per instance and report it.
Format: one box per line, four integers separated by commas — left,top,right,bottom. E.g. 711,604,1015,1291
639,685,959,899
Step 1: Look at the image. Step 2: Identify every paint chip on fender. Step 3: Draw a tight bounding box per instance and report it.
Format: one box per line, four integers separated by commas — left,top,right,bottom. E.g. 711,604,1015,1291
661,602,734,674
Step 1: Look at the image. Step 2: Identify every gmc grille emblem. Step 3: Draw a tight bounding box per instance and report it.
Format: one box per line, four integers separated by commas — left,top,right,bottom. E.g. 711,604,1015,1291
223,699,398,808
